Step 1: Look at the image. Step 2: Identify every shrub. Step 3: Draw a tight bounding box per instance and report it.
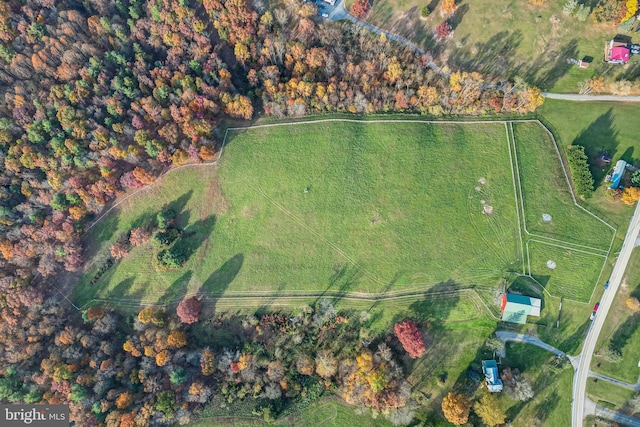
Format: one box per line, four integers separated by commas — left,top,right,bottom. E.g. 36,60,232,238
129,227,151,246
626,296,640,310
619,17,636,32
563,0,579,15
575,4,591,21
566,145,594,198
157,209,176,229
152,228,180,247
421,6,430,17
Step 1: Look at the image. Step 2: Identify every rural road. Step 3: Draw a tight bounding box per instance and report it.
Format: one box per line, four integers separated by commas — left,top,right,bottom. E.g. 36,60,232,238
542,93,640,102
591,399,640,427
573,201,640,427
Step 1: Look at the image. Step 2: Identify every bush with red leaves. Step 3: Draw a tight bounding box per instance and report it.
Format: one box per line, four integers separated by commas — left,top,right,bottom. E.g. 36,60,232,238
435,21,452,40
350,0,370,18
394,321,425,358
177,296,202,324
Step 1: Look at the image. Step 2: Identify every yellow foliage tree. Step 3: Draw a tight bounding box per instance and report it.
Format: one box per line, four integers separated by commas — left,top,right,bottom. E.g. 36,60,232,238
155,350,171,367
167,330,187,348
315,350,338,379
440,0,457,15
201,348,215,376
442,392,471,425
474,393,506,427
622,187,640,205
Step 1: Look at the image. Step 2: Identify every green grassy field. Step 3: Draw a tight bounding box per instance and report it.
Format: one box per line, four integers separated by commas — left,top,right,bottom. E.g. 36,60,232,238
359,0,640,93
71,119,613,313
73,121,524,308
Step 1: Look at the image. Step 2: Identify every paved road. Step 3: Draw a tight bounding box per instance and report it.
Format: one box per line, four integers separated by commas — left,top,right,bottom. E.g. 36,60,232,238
573,201,640,427
542,93,640,102
591,399,640,427
495,331,578,367
589,371,640,391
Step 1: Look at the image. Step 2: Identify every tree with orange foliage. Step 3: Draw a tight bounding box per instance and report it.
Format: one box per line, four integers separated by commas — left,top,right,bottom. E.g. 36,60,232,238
167,330,187,348
350,0,370,18
132,167,155,185
442,392,471,425
199,145,217,161
85,306,105,321
155,350,171,367
441,0,457,14
0,239,13,260
110,241,129,260
622,187,640,205
116,391,133,409
129,227,150,247
394,321,425,358
296,355,315,375
120,413,135,427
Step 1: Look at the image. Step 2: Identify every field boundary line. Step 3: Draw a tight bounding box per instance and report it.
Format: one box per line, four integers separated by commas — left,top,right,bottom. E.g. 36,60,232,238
505,122,526,275
509,121,614,252
526,239,608,258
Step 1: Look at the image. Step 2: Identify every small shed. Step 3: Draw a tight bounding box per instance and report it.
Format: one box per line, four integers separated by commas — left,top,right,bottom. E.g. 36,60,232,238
500,293,542,324
482,360,503,392
609,159,628,189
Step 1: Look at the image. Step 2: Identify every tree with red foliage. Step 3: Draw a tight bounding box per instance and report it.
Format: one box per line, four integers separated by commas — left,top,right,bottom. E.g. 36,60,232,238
394,321,425,358
176,297,202,324
350,0,370,18
435,21,452,40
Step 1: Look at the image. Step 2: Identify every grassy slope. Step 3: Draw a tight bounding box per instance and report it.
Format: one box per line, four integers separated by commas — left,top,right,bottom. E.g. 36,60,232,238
214,122,519,293
362,0,640,93
73,121,524,308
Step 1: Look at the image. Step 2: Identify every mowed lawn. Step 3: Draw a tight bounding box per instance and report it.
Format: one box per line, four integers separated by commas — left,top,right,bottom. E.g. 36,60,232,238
212,121,520,294
72,121,521,307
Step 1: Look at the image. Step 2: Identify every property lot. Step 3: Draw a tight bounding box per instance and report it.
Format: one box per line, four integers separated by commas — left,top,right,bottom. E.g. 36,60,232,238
71,119,612,310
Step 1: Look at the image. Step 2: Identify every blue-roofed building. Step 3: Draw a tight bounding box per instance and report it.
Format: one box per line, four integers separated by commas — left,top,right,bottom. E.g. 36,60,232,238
609,159,628,189
482,360,503,392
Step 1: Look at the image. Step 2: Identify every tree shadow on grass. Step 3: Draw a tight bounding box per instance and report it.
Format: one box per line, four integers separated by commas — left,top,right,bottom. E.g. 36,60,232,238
526,39,579,90
162,190,194,229
448,30,524,78
200,253,245,314
534,389,560,424
159,270,193,305
557,317,591,354
609,312,640,355
171,215,216,265
571,110,619,186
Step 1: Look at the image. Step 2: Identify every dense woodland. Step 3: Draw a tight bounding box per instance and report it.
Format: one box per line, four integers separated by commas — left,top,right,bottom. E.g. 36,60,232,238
0,0,544,424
